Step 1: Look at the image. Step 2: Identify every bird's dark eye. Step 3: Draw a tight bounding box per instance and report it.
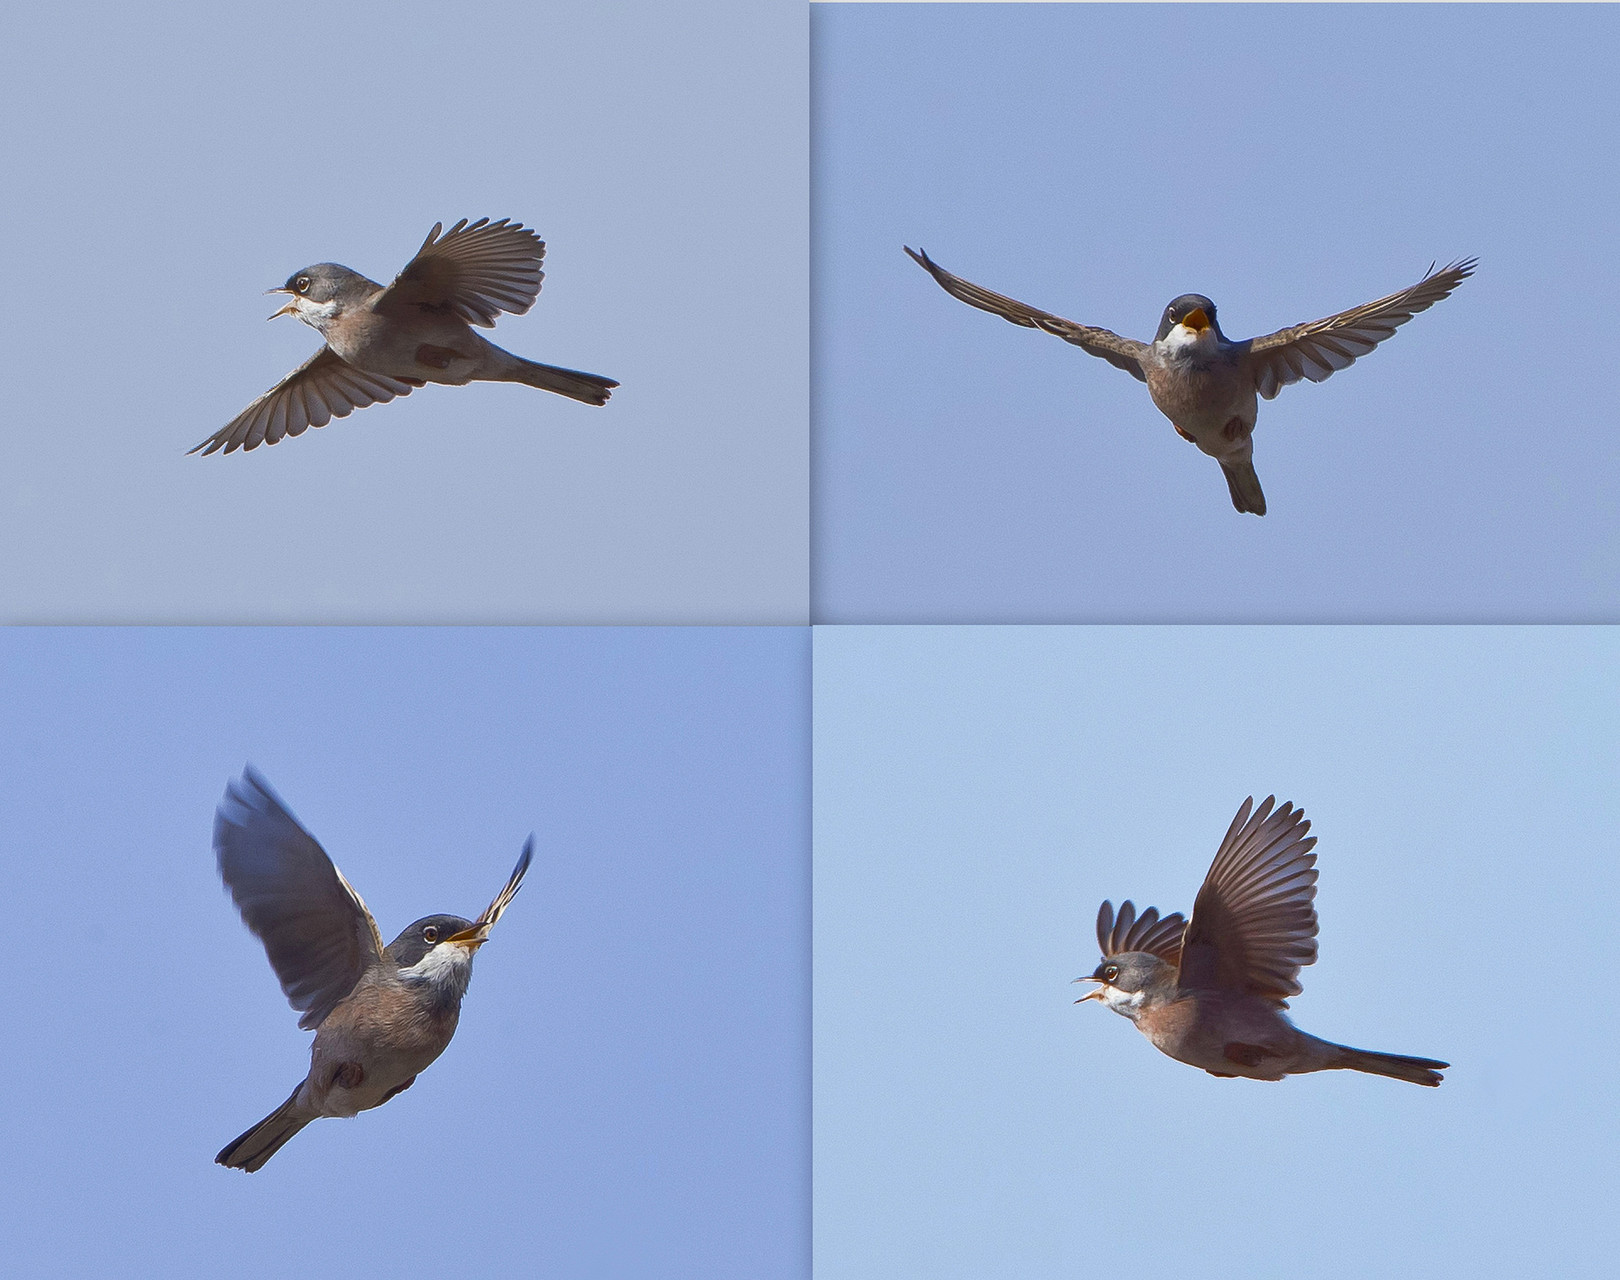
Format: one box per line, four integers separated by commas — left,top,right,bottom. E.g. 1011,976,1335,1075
423,925,439,943
1103,964,1120,983
295,276,310,294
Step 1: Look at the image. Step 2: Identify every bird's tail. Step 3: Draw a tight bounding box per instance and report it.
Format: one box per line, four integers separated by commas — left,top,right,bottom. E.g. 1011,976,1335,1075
1220,460,1267,516
216,1085,315,1172
500,356,618,406
1330,1043,1448,1087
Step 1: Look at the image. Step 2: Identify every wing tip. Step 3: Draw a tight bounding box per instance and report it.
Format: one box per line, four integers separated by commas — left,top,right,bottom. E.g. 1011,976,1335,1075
903,244,941,276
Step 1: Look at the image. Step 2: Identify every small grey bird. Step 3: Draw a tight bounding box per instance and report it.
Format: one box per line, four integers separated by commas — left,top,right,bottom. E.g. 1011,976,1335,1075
194,218,618,454
906,247,1475,515
1076,796,1447,1085
213,767,532,1171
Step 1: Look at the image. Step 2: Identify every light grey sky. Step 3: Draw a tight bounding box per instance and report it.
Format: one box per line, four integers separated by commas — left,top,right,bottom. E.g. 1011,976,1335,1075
813,4,1620,621
0,626,808,1278
0,0,806,622
815,625,1618,1279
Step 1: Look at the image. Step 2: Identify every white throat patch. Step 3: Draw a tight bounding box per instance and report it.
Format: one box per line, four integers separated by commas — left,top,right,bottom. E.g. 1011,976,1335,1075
292,297,341,331
1099,984,1147,1019
401,941,474,991
1161,323,1215,356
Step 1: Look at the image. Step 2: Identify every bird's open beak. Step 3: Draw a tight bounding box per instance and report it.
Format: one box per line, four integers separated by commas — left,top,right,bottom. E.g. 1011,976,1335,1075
447,923,493,952
1071,977,1103,1004
264,287,297,321
1182,307,1210,332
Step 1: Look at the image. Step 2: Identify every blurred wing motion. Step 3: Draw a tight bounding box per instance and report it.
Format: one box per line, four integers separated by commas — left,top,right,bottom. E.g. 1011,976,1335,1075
905,246,1149,381
1177,796,1319,1007
374,217,547,328
1246,258,1476,399
214,766,387,1029
1095,899,1186,965
477,836,534,930
191,347,415,455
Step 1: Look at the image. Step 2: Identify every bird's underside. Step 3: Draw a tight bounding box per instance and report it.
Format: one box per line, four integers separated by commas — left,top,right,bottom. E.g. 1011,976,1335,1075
906,246,1475,515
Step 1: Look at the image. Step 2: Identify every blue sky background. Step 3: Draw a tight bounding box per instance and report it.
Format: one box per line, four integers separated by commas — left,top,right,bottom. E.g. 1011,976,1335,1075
815,625,1618,1279
813,5,1620,621
0,0,806,623
0,627,808,1278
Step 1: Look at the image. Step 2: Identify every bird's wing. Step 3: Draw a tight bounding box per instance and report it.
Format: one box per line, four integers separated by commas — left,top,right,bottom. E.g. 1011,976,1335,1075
477,837,534,930
1244,258,1476,400
372,218,546,328
191,347,416,455
1096,899,1186,965
1176,797,1319,1008
904,247,1149,382
214,767,387,1030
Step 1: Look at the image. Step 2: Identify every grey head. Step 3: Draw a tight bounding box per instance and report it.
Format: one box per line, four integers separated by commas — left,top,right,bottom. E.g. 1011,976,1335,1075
1154,293,1223,344
1079,950,1179,1020
1088,951,1175,994
387,913,480,968
268,262,383,332
387,912,489,1011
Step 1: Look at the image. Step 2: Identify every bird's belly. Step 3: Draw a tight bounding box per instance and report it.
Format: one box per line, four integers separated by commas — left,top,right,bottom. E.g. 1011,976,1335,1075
305,986,459,1117
1143,993,1296,1080
328,314,485,385
1146,363,1257,459
308,1040,449,1117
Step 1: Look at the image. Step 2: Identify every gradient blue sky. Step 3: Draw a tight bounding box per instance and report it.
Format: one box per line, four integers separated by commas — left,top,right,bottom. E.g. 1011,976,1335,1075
813,4,1620,621
0,627,808,1278
0,0,806,623
815,625,1618,1279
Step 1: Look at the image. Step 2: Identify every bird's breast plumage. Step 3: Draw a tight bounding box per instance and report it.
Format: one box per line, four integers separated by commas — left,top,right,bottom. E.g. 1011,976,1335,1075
1142,344,1258,458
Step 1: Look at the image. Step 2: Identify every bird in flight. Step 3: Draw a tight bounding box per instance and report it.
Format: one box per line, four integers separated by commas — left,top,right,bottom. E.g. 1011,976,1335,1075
212,767,534,1171
907,247,1475,515
1076,796,1448,1085
196,218,617,454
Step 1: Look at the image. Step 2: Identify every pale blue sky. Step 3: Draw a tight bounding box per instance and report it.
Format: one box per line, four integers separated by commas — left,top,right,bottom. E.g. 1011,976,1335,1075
814,4,1620,621
815,625,1618,1279
0,627,808,1278
0,0,806,623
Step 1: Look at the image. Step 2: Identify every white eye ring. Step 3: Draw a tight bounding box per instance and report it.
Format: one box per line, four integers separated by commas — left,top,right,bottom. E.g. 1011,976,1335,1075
295,277,311,293
1102,965,1119,982
423,925,439,943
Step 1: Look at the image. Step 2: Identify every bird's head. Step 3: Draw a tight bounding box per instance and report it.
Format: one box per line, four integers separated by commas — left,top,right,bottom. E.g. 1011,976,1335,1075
1154,293,1222,347
1074,951,1179,1021
265,263,377,332
389,913,491,1008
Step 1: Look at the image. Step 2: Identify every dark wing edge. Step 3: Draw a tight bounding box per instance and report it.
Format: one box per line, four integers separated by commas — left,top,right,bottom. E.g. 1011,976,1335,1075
214,765,387,1029
190,348,416,455
1095,899,1187,965
904,246,1148,382
1246,257,1477,400
1176,796,1320,1007
477,836,534,930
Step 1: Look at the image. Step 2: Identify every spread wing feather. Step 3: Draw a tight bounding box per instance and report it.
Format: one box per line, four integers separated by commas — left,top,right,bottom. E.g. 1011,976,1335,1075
191,347,414,455
1096,899,1187,966
373,217,547,328
1246,259,1476,400
1176,796,1319,1008
213,767,386,1030
477,836,534,930
905,246,1149,382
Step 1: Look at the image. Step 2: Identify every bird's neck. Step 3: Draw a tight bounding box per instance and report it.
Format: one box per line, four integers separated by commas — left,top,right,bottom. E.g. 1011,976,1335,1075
398,943,474,1012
